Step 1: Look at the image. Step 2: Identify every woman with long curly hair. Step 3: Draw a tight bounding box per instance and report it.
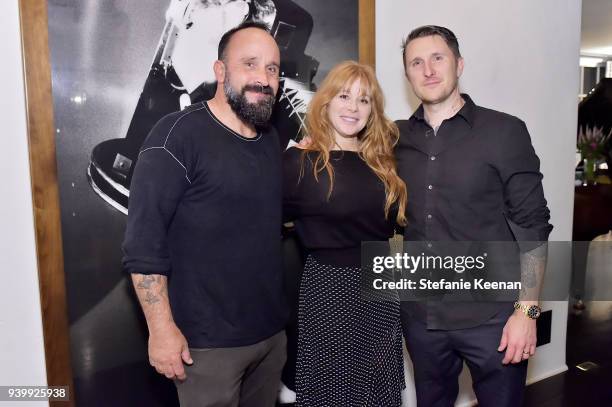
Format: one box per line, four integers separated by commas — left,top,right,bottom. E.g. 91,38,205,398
283,60,407,406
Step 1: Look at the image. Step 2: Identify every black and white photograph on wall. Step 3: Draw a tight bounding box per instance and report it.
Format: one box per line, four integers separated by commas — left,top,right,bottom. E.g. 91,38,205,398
47,0,359,405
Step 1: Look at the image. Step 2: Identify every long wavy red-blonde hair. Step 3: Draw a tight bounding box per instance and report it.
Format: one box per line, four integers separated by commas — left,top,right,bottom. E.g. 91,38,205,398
301,60,407,225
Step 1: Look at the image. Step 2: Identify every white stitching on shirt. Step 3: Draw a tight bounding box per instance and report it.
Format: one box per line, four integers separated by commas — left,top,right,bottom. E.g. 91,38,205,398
138,105,207,185
164,104,206,146
165,149,191,184
138,147,193,184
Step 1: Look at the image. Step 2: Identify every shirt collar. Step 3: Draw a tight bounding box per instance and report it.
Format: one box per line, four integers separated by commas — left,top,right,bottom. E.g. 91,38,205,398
411,93,475,128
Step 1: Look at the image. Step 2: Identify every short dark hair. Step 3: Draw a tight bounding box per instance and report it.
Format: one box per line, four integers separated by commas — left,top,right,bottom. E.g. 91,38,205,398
401,25,461,68
217,21,271,61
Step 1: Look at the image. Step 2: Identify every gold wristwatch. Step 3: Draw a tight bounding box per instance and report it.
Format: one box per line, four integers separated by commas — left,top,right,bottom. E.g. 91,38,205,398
513,302,542,319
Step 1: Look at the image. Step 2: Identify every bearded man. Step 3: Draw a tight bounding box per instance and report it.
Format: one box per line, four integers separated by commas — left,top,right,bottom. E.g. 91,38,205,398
122,21,288,407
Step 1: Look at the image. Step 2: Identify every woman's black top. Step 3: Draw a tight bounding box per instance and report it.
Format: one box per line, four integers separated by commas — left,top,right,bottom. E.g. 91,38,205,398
283,147,395,266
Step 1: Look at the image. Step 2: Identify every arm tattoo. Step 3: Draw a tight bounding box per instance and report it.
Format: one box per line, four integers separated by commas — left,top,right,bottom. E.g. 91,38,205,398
136,275,164,305
521,255,538,288
131,274,172,329
519,243,547,300
144,291,161,305
136,275,158,290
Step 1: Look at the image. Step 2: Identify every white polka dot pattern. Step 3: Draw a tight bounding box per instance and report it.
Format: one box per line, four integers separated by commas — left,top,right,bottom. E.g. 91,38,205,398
296,255,405,406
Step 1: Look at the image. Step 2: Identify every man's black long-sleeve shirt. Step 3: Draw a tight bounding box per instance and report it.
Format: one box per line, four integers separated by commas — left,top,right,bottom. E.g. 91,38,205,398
122,102,287,347
396,94,553,330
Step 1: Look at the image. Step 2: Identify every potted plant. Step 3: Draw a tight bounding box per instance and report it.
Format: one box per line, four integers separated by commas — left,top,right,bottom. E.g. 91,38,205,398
577,125,611,184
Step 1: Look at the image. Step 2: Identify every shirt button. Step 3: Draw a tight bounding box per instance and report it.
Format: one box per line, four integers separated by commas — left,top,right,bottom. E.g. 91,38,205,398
427,242,433,248
427,214,433,220
430,156,436,161
428,185,433,190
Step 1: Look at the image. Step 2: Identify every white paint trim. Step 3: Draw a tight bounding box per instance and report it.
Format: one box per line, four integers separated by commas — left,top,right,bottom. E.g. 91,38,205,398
526,365,569,386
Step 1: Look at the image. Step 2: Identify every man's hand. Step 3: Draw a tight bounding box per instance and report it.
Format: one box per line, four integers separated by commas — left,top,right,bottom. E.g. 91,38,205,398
130,274,193,380
497,310,537,364
297,136,312,149
149,322,193,380
496,242,547,364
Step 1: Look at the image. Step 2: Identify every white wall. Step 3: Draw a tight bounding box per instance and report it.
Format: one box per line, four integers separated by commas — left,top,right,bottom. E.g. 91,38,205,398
0,1,49,406
376,1,581,405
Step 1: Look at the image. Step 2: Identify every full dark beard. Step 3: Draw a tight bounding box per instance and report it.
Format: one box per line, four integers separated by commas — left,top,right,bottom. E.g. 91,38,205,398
224,79,275,128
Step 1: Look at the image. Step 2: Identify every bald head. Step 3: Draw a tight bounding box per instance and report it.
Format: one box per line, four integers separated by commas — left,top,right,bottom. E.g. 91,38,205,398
222,27,279,66
218,21,277,62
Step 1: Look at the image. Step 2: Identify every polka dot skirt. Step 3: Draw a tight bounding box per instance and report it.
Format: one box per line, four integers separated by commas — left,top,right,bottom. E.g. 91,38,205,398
296,255,405,406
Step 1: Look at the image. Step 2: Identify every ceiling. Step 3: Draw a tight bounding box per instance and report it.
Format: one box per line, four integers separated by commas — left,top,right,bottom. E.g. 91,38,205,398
581,0,612,56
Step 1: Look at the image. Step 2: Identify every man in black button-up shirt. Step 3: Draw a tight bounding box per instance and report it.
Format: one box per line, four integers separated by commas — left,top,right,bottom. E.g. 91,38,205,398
396,25,552,406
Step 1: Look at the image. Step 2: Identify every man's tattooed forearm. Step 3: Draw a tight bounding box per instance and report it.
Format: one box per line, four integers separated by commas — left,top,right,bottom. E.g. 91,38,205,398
137,275,159,290
135,275,164,305
521,259,538,288
519,243,548,299
144,291,160,305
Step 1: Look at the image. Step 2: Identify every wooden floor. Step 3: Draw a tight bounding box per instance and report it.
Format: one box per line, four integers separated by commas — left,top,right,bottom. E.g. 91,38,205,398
73,301,612,406
523,301,612,407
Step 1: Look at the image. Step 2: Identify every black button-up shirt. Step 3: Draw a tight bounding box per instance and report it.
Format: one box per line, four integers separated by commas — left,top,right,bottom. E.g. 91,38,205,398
395,94,553,330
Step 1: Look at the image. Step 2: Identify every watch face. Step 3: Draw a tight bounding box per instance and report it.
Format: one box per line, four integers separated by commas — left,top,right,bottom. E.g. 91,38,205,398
527,306,541,319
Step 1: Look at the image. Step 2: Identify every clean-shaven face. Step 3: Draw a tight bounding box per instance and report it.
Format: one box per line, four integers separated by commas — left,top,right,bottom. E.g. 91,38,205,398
403,35,463,105
327,79,372,142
